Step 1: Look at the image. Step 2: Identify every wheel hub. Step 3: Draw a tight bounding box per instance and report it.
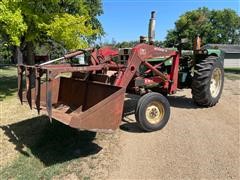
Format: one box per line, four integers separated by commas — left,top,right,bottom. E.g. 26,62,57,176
210,68,222,98
145,101,165,124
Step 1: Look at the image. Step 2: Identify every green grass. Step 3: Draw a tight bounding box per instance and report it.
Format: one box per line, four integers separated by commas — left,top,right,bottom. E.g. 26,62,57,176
1,150,65,180
0,66,18,100
224,73,240,80
224,67,240,80
224,67,240,74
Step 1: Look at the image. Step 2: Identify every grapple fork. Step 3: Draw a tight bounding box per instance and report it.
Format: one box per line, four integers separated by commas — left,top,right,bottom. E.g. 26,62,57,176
46,70,53,122
35,67,43,114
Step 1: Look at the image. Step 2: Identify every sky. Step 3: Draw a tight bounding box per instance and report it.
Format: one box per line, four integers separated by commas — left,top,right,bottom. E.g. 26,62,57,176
98,0,240,43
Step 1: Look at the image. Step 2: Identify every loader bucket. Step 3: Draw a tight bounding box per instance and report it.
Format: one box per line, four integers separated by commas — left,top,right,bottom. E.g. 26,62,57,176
19,66,125,132
50,77,125,132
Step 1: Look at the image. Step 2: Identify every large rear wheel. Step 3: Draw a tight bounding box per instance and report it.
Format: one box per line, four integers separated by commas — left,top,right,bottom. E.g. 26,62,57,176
192,56,224,107
135,92,170,132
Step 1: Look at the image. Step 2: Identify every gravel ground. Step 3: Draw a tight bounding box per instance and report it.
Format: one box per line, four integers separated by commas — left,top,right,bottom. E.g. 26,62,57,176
108,77,240,179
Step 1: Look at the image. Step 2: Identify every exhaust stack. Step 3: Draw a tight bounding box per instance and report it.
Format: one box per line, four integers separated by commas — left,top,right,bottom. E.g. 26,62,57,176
193,34,202,51
148,11,156,44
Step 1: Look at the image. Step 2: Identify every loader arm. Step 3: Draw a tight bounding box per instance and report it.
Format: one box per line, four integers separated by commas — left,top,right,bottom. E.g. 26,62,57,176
114,43,179,94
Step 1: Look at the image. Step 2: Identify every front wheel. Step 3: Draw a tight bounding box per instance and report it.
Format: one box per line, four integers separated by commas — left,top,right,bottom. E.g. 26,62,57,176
135,92,170,132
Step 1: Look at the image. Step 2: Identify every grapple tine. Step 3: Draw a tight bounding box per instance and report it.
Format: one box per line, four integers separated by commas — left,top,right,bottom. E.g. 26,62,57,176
17,65,24,104
35,68,41,114
26,67,33,109
46,71,52,122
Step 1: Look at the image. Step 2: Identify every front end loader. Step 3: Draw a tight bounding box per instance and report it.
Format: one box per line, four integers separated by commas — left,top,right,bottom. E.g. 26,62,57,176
17,11,224,132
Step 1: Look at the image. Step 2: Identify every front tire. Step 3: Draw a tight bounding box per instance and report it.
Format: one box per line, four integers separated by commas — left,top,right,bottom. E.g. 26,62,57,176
135,92,170,132
192,56,224,107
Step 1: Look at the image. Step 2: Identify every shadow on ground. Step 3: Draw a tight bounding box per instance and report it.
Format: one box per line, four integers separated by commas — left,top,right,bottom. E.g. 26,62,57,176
0,116,101,166
0,75,18,101
120,93,198,133
0,65,15,69
167,95,198,109
120,94,143,133
1,93,199,165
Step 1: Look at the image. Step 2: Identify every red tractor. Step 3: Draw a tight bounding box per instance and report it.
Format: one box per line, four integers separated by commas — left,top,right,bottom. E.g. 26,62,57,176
17,12,224,132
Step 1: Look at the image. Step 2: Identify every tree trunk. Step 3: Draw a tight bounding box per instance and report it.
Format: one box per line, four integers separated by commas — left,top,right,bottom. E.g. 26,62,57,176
26,42,34,65
13,46,23,64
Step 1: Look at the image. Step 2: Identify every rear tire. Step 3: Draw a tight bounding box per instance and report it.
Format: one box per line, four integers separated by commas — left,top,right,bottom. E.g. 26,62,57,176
192,56,224,107
135,92,170,132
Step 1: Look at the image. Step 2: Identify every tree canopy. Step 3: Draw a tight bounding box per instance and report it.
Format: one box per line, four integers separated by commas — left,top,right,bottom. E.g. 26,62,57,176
164,8,240,48
0,0,103,63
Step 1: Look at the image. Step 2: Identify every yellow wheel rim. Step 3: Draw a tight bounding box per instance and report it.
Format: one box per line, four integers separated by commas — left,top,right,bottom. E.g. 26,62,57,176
210,68,222,98
145,101,165,124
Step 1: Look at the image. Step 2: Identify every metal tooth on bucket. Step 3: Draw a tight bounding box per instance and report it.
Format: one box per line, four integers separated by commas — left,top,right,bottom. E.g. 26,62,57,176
35,67,42,114
17,65,24,104
25,67,34,109
46,70,52,122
